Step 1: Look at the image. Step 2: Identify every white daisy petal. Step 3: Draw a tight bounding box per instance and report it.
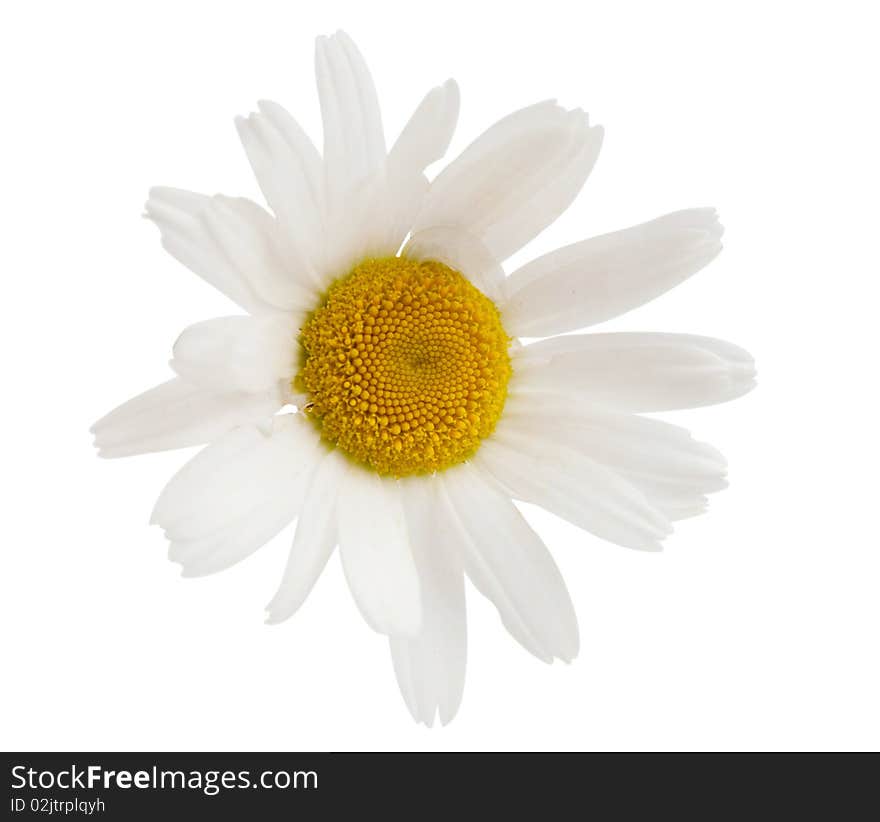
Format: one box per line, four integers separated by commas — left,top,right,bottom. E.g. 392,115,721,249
265,449,348,624
499,392,728,523
91,378,280,458
150,424,267,527
390,478,467,727
254,100,323,213
404,225,506,301
337,470,421,637
389,79,460,177
413,101,603,262
316,31,386,204
172,497,299,578
514,332,756,411
323,173,397,282
154,415,320,576
479,111,603,264
146,187,316,313
441,463,578,664
234,107,324,281
476,421,672,552
625,480,709,523
385,79,460,245
315,32,398,279
170,314,298,395
152,415,314,540
503,208,724,336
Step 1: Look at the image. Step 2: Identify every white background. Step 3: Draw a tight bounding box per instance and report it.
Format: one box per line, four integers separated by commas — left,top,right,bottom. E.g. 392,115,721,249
2,0,878,752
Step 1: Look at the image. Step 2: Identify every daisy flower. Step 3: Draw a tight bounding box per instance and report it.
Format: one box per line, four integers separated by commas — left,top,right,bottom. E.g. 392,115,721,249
92,31,755,726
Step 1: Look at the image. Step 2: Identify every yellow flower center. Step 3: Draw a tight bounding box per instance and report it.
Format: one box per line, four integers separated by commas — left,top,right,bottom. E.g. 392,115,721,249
296,256,511,477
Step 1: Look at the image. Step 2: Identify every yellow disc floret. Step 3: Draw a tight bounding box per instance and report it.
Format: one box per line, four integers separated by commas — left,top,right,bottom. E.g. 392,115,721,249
296,256,511,477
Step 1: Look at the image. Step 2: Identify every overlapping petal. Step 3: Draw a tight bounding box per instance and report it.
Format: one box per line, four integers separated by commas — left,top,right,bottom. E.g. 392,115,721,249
413,101,603,263
91,378,280,458
386,79,460,247
495,390,730,525
234,104,325,283
315,32,398,278
151,415,321,576
265,449,349,624
337,469,422,637
146,187,317,313
390,478,466,726
170,314,298,396
441,463,578,663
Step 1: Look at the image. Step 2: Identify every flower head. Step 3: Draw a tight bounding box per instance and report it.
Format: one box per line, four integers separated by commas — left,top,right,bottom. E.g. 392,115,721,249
93,31,755,725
